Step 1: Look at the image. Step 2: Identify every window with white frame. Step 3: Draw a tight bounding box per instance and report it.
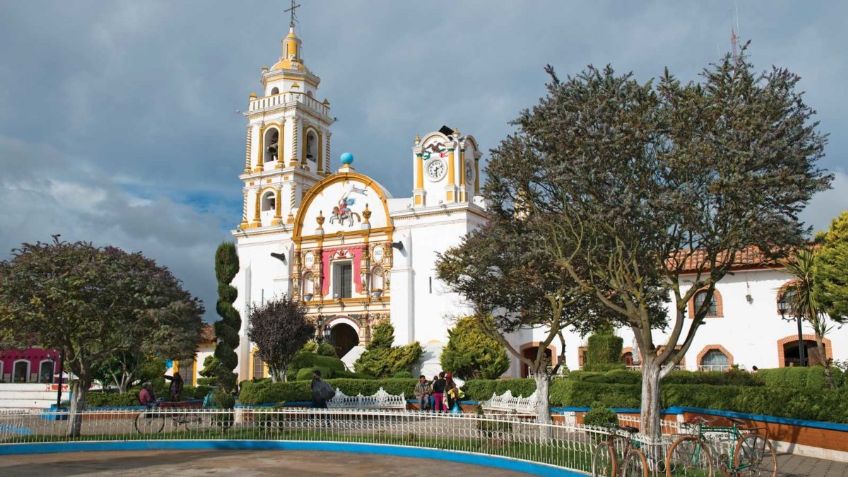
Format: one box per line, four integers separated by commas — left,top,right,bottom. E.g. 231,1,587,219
699,349,730,371
332,261,353,299
13,360,29,383
38,360,54,384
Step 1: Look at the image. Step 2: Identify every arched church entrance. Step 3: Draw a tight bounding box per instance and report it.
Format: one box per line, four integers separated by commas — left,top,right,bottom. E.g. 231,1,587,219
330,323,359,358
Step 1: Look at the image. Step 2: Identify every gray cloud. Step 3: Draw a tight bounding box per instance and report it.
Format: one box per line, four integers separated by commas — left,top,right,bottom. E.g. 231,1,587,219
1,1,846,320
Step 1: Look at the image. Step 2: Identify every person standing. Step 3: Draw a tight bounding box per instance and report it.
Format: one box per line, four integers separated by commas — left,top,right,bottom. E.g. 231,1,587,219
164,371,184,401
414,375,431,411
445,372,459,411
311,370,335,409
432,372,447,413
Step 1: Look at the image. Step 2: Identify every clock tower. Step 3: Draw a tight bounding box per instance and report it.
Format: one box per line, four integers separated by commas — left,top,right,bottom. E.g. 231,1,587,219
412,127,481,207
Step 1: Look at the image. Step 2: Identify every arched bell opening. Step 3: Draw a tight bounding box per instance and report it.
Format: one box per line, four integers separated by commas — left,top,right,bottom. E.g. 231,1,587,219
264,128,280,164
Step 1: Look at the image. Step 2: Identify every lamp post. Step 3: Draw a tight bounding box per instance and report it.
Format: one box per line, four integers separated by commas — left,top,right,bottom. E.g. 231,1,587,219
778,294,806,367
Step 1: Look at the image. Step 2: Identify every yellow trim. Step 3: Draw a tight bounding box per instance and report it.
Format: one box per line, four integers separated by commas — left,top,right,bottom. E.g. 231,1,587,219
292,172,394,240
272,187,283,225
447,148,456,187
474,159,480,195
295,226,393,244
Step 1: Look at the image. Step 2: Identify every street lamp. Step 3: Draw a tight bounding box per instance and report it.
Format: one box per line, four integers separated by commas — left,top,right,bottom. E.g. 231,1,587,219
778,292,806,367
323,324,332,344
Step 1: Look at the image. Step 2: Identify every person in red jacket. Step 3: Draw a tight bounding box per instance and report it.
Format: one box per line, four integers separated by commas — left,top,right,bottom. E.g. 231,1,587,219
138,382,156,408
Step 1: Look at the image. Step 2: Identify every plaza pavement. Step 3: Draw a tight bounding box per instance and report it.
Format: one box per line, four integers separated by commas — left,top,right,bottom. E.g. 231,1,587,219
0,450,532,477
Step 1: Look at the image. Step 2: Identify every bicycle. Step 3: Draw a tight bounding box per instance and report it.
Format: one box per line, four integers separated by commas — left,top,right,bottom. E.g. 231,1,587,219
665,416,777,477
591,425,652,477
134,400,229,435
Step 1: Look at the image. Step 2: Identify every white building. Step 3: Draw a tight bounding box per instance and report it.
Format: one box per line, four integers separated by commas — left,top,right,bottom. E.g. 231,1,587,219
222,24,846,383
229,25,484,381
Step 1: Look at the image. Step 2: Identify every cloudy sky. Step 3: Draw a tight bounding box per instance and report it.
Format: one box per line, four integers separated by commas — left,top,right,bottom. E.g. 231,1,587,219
1,1,846,321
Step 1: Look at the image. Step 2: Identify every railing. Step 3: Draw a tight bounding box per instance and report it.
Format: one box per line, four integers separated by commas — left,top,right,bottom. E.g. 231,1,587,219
248,92,329,116
0,408,684,476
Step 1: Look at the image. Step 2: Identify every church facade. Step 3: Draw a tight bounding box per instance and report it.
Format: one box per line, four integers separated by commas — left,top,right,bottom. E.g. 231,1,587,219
229,26,485,380
219,24,846,384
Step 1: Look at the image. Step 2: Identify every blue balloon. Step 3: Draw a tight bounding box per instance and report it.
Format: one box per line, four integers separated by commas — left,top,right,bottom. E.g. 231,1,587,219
340,152,354,165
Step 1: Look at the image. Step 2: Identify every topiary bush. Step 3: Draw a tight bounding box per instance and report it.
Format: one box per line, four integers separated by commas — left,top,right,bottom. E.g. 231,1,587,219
354,322,422,378
462,379,536,401
585,332,624,372
317,342,338,357
212,242,241,396
286,351,346,380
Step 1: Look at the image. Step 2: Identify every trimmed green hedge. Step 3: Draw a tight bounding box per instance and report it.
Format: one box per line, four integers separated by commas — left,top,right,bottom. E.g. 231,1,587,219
757,366,844,390
238,378,418,405
463,378,536,401
286,352,347,380
86,385,211,408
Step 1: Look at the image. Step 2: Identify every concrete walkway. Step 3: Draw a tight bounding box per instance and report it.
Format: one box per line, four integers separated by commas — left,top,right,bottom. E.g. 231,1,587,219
0,450,533,477
777,453,848,477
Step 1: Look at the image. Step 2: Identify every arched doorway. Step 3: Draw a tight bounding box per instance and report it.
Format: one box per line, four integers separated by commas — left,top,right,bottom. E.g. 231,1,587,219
782,339,821,366
330,323,359,358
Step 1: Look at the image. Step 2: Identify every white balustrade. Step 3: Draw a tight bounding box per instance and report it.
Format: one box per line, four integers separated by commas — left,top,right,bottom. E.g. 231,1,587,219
481,389,539,415
327,387,406,410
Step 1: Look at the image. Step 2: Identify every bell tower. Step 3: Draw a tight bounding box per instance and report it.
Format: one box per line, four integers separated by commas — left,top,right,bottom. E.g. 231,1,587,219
238,8,333,231
412,126,482,208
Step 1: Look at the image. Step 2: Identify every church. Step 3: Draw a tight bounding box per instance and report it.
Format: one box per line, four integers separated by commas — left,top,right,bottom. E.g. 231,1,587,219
229,23,486,380
216,21,846,385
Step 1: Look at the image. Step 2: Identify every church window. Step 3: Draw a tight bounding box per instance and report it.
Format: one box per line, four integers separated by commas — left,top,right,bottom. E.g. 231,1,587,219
261,191,276,212
333,261,353,299
693,290,720,318
699,348,730,371
305,130,318,166
253,353,265,380
263,128,280,164
270,87,279,95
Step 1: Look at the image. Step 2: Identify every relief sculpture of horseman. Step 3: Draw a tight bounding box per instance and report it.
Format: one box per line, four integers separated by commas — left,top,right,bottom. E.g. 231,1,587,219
329,184,367,227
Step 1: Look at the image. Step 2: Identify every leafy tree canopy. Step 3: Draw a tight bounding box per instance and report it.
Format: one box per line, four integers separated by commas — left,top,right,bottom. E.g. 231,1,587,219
0,237,203,434
247,296,314,382
815,211,848,320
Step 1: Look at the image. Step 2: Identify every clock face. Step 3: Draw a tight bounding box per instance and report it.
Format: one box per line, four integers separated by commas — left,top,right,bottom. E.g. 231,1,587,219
427,159,446,181
304,252,315,268
373,245,384,263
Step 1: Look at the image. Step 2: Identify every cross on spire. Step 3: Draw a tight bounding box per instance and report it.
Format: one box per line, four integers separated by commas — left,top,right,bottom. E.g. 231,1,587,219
285,0,301,29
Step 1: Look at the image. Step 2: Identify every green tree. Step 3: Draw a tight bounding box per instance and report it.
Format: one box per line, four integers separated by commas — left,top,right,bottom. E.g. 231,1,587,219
354,322,422,378
816,211,848,320
475,48,830,437
437,211,616,426
212,242,241,395
247,296,314,382
0,237,203,436
440,316,509,380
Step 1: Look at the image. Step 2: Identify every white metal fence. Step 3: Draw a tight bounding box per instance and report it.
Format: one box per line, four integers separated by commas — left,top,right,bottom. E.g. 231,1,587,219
0,407,694,476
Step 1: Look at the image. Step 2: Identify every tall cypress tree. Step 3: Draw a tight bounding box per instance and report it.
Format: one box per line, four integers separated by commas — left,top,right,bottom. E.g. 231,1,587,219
213,242,240,394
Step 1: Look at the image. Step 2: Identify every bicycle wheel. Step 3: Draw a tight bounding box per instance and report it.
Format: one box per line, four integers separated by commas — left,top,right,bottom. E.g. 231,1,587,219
732,433,777,477
591,441,617,477
666,435,713,477
134,411,165,435
621,449,648,477
184,413,211,432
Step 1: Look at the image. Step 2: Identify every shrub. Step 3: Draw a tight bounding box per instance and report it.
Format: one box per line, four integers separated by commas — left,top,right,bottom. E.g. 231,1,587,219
440,316,510,379
393,370,414,379
317,342,338,357
584,405,618,428
86,385,211,408
585,332,624,372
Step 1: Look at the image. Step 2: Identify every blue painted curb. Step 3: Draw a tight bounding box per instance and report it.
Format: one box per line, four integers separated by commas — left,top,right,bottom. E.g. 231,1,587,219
0,440,584,477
